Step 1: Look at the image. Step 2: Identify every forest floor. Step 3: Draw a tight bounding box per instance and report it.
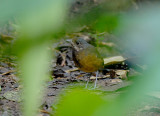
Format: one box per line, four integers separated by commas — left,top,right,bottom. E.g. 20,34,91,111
1,33,160,116
1,0,160,116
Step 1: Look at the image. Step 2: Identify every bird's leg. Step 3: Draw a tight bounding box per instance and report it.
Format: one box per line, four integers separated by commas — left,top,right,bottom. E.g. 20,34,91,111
85,79,89,88
85,73,91,88
93,71,98,89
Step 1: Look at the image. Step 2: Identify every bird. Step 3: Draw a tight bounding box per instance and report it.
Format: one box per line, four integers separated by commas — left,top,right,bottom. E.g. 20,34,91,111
70,38,104,89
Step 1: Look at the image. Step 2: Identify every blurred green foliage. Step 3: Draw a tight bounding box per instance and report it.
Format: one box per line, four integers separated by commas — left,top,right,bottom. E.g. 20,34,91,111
54,88,104,116
0,0,71,116
1,0,160,116
93,13,119,32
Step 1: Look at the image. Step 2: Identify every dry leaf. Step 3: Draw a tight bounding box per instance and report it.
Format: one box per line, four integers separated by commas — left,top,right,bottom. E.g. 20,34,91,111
115,70,129,79
104,56,126,65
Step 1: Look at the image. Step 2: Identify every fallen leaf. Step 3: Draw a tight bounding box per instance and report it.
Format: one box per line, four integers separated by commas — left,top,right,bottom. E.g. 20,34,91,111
104,56,126,66
65,68,79,73
115,70,129,79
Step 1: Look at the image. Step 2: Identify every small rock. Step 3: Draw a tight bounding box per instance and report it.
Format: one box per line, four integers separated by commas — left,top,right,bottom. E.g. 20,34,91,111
0,67,9,74
3,90,21,102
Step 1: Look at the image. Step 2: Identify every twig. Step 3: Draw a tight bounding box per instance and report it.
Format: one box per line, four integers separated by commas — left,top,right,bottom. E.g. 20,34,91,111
0,70,15,76
39,109,50,114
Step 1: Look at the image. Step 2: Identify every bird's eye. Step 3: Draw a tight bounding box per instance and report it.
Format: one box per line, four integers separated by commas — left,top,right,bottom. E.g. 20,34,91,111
76,41,80,45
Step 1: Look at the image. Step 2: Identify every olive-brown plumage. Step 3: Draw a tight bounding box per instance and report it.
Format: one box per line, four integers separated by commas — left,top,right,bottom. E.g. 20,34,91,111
71,38,104,73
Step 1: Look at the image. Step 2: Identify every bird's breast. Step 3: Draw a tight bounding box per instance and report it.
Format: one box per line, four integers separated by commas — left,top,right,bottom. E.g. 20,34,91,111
76,49,104,72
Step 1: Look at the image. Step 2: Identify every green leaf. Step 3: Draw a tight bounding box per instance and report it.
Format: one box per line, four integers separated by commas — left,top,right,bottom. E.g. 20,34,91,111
55,88,104,116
